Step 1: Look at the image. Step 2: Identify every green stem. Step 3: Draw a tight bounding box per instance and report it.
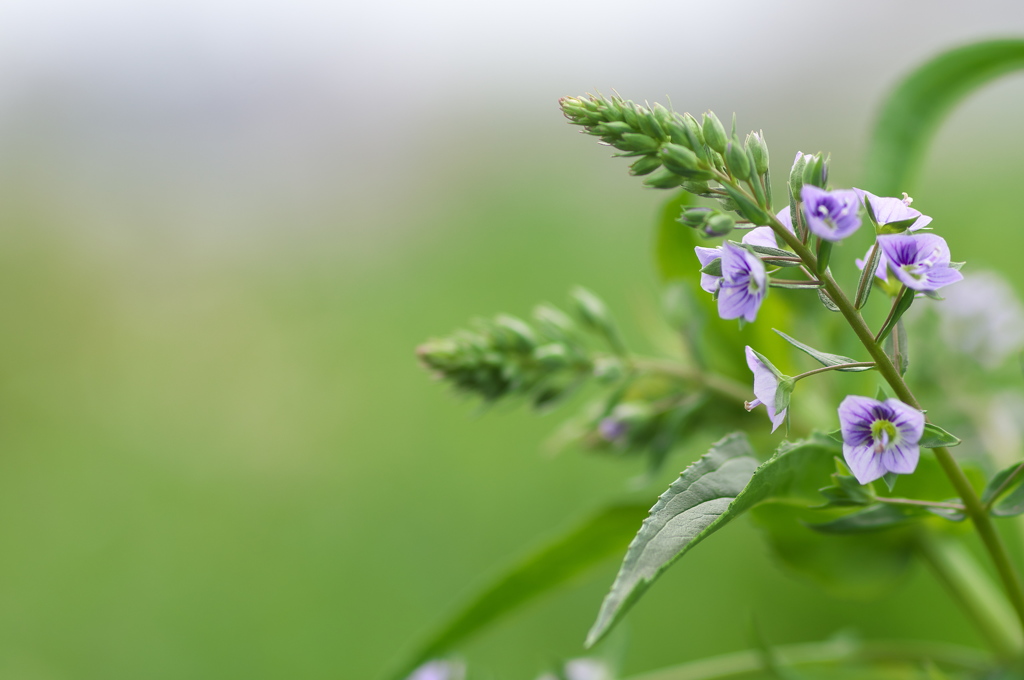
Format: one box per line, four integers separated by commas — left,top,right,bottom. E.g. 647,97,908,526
714,173,1024,644
915,531,1023,661
624,638,992,680
632,358,751,404
876,497,965,511
792,362,875,381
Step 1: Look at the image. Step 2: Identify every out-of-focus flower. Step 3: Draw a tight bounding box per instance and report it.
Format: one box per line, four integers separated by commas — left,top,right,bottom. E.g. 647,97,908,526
838,396,924,484
877,233,963,292
937,270,1024,369
744,346,790,432
537,658,614,680
718,243,767,322
407,660,466,680
801,185,861,241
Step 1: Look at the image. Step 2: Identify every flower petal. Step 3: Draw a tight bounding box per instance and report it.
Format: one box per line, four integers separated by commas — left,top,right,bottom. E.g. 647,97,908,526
843,443,887,484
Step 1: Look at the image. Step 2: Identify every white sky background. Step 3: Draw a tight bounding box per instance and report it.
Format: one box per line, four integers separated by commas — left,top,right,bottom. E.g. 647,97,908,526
0,0,1021,250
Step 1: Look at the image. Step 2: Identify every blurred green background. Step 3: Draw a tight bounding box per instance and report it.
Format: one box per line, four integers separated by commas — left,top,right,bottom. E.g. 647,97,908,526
1,2,1024,678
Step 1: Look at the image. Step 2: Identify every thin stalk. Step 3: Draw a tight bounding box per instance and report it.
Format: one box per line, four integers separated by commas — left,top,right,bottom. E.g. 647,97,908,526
715,172,1024,640
632,357,750,404
624,638,991,680
915,531,1023,661
876,497,965,511
792,362,875,381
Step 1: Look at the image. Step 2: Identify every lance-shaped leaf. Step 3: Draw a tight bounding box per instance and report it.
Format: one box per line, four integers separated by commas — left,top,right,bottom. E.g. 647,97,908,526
388,503,649,680
919,423,961,448
982,462,1024,517
586,433,834,646
773,329,873,372
865,39,1024,196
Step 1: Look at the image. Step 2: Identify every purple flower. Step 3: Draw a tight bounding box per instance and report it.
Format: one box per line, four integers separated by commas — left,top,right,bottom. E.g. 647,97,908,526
838,396,925,484
718,242,767,322
877,233,963,292
801,185,861,241
854,189,931,231
598,417,628,442
694,209,792,297
855,243,889,282
744,346,790,432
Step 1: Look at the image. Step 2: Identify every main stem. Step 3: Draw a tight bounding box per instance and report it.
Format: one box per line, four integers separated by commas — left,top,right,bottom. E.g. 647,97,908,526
756,199,1024,638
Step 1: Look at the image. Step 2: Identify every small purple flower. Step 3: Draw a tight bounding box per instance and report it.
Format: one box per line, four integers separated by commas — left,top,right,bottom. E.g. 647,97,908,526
718,242,767,322
598,417,628,442
744,346,789,432
693,210,791,295
838,396,925,484
854,189,931,231
801,185,861,241
877,233,963,292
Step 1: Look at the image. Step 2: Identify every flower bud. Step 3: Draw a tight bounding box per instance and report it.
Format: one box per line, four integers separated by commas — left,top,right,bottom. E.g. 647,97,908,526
592,356,625,383
616,133,660,154
801,152,828,189
745,131,769,175
684,113,705,146
660,143,700,174
629,155,662,176
643,169,685,189
702,111,728,153
704,213,735,237
679,207,713,228
789,152,808,197
725,141,751,180
533,343,571,370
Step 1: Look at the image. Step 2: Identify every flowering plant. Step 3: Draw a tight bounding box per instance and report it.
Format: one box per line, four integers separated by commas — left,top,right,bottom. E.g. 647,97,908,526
403,39,1024,680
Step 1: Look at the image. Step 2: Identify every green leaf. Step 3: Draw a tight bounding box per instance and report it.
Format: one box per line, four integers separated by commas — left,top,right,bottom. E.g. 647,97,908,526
854,242,881,310
774,329,873,372
982,462,1024,517
919,423,961,448
817,288,840,312
875,286,915,345
586,433,834,646
386,503,649,680
883,318,909,377
865,39,1024,195
809,503,926,534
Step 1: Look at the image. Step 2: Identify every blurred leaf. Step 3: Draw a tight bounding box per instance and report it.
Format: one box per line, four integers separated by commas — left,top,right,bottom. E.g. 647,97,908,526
656,191,699,282
751,503,916,600
809,503,926,534
387,503,649,680
865,39,1024,195
586,433,836,646
774,330,873,372
982,462,1024,517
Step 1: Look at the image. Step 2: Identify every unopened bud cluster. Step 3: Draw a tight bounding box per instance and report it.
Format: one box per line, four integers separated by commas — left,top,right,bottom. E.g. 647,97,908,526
417,290,623,410
559,94,774,232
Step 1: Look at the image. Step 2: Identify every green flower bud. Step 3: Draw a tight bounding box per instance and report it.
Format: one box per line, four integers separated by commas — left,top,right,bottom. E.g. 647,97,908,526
493,315,537,351
801,152,828,189
616,133,660,154
643,169,685,189
789,152,807,197
684,113,705,146
592,356,626,383
725,140,751,180
570,287,627,355
702,111,728,153
705,213,735,237
679,207,713,228
533,343,571,370
629,155,663,176
745,130,769,175
659,143,700,174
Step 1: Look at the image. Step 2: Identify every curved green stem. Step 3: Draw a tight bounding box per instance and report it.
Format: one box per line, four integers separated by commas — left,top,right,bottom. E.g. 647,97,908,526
792,362,875,381
624,638,992,680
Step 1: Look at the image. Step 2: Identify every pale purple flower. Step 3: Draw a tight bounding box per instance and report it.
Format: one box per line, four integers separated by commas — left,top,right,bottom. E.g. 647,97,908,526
854,189,931,231
878,233,963,291
744,346,788,432
694,208,791,295
718,242,767,322
938,271,1024,368
801,185,861,241
598,416,628,442
838,396,924,484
